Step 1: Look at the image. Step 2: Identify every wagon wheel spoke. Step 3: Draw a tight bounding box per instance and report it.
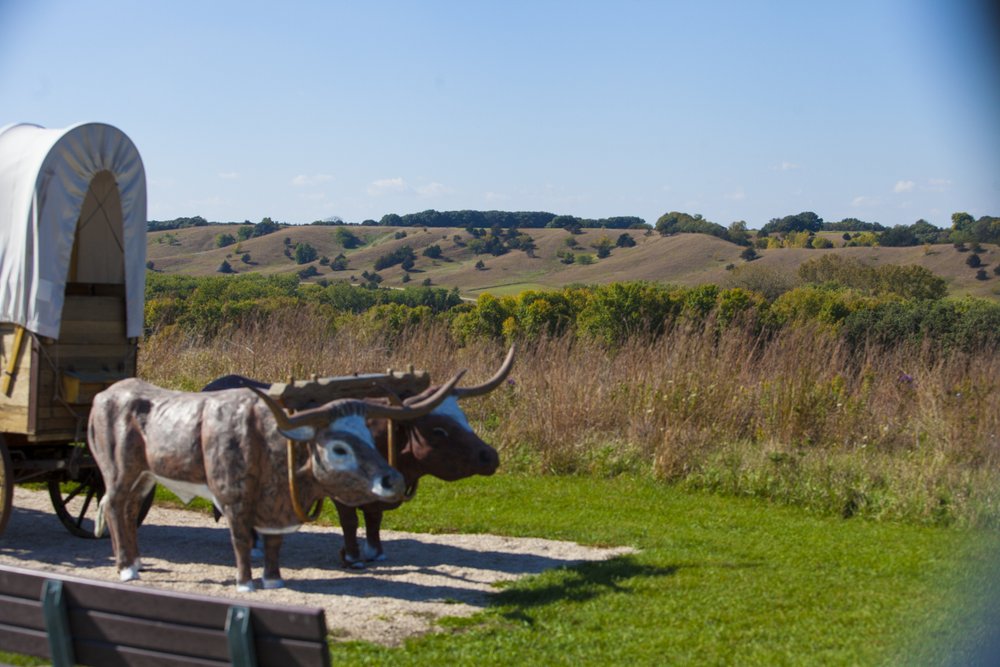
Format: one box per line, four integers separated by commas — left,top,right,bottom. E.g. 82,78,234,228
47,472,154,539
48,473,105,539
75,487,97,530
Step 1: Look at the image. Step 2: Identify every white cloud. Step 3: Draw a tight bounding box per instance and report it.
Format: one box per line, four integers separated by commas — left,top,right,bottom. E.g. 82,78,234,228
852,195,880,207
724,188,745,201
367,177,409,196
218,172,240,180
893,180,915,193
367,177,449,198
927,178,952,192
291,173,335,187
484,191,508,202
776,161,800,171
416,182,449,198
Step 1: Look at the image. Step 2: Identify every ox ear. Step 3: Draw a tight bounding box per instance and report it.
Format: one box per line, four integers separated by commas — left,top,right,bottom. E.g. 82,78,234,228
278,425,317,442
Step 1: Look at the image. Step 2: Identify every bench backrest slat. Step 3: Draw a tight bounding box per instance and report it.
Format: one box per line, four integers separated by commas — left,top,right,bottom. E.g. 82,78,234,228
0,564,331,667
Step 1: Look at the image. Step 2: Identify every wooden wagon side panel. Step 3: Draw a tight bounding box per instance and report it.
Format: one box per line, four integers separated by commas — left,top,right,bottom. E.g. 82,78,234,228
22,293,137,443
0,323,32,434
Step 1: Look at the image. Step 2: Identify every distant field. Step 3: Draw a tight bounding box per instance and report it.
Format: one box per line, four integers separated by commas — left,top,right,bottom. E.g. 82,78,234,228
146,225,1000,300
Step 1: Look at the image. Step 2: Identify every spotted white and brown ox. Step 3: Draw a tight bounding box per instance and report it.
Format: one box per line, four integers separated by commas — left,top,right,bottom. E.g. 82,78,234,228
88,373,462,591
201,346,514,568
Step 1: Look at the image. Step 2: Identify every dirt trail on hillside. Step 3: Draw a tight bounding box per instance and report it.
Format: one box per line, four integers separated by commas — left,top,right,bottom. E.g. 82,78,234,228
0,488,632,645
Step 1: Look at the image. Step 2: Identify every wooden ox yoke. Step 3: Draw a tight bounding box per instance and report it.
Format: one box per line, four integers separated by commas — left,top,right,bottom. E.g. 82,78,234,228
268,367,433,486
268,367,431,411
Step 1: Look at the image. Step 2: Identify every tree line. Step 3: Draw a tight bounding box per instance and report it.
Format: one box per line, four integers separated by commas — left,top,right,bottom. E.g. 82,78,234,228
148,210,1000,248
144,258,1000,355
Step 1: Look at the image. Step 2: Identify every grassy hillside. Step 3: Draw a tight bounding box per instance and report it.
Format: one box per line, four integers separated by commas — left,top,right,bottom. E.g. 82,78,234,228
146,225,1000,300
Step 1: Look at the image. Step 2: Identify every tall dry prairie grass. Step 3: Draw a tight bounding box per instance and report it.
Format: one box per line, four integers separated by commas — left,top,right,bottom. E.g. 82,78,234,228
139,313,1000,527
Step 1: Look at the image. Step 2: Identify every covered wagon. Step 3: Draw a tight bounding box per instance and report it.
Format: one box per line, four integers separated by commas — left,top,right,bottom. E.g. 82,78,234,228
0,122,147,537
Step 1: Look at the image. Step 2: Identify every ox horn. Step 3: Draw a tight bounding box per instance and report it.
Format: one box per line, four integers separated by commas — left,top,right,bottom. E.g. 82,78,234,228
248,388,334,435
452,345,516,399
249,370,467,435
363,369,466,420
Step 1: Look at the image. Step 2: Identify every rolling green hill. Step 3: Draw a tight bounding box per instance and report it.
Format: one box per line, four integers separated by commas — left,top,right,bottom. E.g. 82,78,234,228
146,225,1000,300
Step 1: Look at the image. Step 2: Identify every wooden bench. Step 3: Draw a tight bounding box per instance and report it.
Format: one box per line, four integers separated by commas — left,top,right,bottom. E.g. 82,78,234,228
0,563,330,666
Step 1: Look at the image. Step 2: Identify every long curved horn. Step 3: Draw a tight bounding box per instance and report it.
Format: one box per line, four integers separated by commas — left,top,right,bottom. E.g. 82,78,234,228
363,369,466,420
452,345,516,399
248,387,333,433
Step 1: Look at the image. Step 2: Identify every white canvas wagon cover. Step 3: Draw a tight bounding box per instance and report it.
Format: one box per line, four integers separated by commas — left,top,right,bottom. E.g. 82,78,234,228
0,122,146,339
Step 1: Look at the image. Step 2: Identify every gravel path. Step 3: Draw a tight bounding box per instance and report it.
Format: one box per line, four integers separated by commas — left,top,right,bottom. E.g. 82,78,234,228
0,488,632,645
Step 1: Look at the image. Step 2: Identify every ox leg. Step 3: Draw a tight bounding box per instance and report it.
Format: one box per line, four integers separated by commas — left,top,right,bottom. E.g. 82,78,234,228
335,501,366,569
261,535,284,589
362,508,387,562
224,508,257,592
102,485,142,581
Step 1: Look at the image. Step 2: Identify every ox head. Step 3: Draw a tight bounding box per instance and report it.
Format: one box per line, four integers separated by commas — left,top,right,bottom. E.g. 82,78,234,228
389,345,515,481
249,370,465,506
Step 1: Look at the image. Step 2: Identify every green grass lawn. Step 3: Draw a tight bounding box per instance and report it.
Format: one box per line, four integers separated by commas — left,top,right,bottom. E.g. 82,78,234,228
3,474,996,666
324,474,1000,666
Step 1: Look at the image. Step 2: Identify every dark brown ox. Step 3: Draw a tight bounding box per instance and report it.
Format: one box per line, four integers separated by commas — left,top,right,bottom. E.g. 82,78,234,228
89,373,461,591
201,346,514,569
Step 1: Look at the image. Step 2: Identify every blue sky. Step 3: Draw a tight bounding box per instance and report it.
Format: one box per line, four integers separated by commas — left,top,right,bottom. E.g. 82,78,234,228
1,1,997,228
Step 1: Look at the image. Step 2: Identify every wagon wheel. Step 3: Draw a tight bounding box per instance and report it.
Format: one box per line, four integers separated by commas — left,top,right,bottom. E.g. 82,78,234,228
47,470,154,539
0,435,13,537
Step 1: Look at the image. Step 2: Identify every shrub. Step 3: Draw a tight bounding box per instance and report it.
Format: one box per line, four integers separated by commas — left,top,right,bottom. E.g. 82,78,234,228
330,254,348,271
423,244,443,259
217,260,234,274
374,245,416,271
967,253,982,268
293,242,318,265
723,264,797,301
335,227,362,249
215,233,236,248
298,265,319,279
616,233,636,248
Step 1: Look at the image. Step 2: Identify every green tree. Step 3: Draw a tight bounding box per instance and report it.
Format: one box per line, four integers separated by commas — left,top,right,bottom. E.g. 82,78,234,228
293,242,318,264
727,220,750,245
760,211,823,235
335,227,362,249
615,233,636,248
330,254,349,271
422,244,443,259
215,233,236,248
592,236,613,259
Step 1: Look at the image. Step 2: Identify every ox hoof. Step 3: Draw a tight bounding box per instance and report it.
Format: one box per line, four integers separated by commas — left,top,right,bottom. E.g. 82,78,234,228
119,566,140,582
236,581,255,593
361,541,385,562
262,577,285,590
340,548,366,570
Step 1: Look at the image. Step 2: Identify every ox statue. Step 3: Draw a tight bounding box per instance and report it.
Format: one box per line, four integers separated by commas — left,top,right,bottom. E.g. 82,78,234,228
89,372,462,591
201,346,514,569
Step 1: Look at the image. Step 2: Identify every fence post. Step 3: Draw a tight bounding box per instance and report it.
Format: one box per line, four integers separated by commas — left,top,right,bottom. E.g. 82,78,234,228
40,579,76,667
